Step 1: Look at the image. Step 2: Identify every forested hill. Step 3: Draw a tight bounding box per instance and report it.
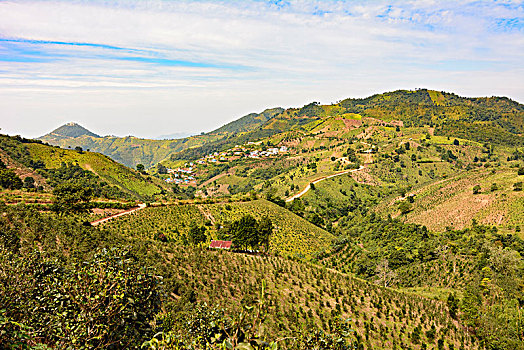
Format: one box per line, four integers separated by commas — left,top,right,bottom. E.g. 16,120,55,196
339,89,523,145
37,89,523,168
210,107,284,134
169,89,524,162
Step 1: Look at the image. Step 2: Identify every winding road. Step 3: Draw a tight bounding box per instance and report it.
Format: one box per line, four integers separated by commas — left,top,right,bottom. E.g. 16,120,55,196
89,166,364,223
90,203,147,226
285,165,365,202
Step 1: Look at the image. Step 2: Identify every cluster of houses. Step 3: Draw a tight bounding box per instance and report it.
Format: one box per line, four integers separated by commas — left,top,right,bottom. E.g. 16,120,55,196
248,146,288,158
197,145,289,164
164,163,196,185
162,144,289,186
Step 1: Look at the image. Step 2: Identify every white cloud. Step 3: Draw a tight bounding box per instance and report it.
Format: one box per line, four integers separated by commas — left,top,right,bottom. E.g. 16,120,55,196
0,0,523,138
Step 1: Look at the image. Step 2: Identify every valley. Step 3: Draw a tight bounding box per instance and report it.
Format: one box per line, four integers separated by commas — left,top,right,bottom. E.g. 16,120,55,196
1,89,523,349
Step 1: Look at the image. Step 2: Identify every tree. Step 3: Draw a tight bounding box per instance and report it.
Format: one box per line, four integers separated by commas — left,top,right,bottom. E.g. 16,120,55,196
188,223,206,246
23,176,35,189
398,201,412,215
0,169,22,190
157,164,168,174
136,164,145,172
473,185,481,194
514,182,523,192
518,167,524,176
52,182,93,214
257,216,273,252
230,215,258,250
447,293,459,319
453,139,460,145
490,183,498,192
309,213,324,227
74,146,83,153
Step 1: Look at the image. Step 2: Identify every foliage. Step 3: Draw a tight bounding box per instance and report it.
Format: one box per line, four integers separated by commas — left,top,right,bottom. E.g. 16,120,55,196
188,222,207,246
224,215,273,251
43,162,132,200
0,204,161,349
0,168,23,190
52,182,94,214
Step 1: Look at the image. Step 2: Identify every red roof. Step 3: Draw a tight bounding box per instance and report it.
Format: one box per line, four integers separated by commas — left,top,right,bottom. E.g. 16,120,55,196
209,240,232,249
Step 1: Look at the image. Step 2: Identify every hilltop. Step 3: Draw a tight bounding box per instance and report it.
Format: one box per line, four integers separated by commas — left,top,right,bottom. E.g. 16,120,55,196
42,122,101,140
210,107,284,134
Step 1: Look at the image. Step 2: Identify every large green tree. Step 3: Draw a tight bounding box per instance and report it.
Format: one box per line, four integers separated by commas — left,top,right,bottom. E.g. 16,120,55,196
52,182,94,214
0,169,22,190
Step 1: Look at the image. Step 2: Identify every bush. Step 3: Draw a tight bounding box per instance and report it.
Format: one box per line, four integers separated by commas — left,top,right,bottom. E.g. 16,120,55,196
0,248,161,349
473,185,481,194
0,169,23,190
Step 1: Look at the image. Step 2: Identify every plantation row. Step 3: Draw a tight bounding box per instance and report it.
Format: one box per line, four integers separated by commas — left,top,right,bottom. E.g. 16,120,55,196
105,199,334,259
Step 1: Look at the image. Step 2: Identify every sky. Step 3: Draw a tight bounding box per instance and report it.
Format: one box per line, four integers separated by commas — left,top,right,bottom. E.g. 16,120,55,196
1,0,523,139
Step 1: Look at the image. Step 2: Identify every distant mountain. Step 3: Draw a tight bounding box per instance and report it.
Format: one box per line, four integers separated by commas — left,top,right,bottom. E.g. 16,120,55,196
37,108,286,168
153,132,195,140
41,122,100,141
37,90,524,168
210,107,284,134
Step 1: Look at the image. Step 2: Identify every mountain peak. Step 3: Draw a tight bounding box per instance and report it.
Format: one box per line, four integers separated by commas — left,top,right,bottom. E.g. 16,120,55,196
40,122,101,140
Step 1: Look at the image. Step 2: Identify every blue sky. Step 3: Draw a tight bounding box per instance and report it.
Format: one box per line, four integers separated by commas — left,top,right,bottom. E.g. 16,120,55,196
1,0,523,138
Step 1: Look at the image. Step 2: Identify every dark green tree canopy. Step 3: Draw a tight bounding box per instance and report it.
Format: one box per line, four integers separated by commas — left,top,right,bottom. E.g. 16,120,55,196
52,182,94,214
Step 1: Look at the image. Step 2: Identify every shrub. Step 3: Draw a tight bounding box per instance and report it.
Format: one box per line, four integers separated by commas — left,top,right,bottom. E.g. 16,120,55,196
0,248,161,349
473,185,481,194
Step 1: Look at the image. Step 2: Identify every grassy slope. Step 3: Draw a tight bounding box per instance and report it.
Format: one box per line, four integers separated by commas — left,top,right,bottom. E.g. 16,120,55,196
384,167,524,232
105,199,334,259
26,143,163,198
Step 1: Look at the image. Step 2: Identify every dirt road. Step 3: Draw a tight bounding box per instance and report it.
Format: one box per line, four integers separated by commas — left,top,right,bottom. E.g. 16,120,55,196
90,203,146,226
285,166,364,202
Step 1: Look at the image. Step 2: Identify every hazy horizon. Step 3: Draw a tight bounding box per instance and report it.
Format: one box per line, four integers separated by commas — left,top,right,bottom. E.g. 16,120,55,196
2,0,523,139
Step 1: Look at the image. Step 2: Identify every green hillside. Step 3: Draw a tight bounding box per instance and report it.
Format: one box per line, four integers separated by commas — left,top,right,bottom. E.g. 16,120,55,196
37,90,524,169
210,107,284,134
38,109,285,168
0,134,164,200
3,89,524,349
168,90,523,163
105,199,334,259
